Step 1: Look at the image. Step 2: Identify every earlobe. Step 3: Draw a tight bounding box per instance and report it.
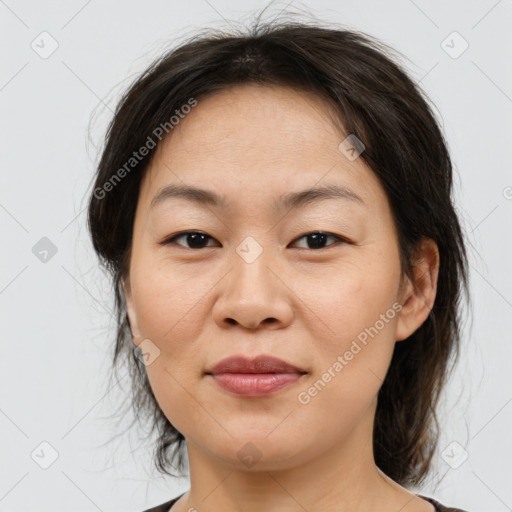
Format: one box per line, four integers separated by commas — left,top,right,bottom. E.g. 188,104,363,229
395,238,440,342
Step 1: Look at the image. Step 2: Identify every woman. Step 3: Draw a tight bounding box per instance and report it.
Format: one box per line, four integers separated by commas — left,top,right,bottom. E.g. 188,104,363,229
87,16,470,512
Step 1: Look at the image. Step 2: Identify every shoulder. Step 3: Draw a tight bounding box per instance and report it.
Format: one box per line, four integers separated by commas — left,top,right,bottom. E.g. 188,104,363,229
139,493,184,512
417,494,470,512
140,493,469,512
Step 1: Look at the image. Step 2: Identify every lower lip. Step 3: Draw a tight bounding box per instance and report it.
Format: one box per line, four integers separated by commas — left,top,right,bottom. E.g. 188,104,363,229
208,373,305,396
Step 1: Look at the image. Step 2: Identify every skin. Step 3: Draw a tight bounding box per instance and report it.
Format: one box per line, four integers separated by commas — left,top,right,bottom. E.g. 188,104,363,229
123,84,439,512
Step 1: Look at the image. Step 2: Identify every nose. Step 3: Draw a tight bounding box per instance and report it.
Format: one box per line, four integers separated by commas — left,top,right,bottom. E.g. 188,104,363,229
212,246,294,331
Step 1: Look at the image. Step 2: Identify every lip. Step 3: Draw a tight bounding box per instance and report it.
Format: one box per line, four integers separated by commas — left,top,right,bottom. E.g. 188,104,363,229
205,355,307,397
206,355,306,375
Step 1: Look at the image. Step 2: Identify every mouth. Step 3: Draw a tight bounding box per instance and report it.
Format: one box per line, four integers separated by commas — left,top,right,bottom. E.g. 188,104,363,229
204,355,308,397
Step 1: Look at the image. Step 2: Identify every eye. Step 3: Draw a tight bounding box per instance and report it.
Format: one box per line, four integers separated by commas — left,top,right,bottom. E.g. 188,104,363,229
160,230,350,250
160,231,219,249
290,231,348,250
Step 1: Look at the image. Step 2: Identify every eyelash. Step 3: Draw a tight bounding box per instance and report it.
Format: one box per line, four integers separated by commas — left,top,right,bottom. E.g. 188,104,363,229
160,231,351,250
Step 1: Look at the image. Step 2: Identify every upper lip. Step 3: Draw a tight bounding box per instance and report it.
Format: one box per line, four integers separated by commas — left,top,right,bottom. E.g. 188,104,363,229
205,355,307,375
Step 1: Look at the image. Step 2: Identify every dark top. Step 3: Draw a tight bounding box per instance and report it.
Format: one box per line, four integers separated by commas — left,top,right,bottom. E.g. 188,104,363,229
141,492,469,511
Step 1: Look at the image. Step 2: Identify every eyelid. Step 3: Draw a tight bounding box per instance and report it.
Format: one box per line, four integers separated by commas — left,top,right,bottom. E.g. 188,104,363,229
160,230,352,249
290,231,351,248
159,230,219,248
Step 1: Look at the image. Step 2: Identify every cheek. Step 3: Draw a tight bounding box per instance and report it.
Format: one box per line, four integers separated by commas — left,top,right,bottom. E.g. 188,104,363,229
129,258,217,412
291,257,400,405
130,264,214,435
132,260,210,344
292,254,400,343
293,285,398,447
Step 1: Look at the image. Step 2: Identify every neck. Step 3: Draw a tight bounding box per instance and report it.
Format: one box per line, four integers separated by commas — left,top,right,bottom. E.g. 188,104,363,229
173,401,425,512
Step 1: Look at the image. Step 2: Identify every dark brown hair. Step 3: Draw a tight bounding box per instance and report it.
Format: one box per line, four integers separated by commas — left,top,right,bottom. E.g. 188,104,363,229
87,15,470,487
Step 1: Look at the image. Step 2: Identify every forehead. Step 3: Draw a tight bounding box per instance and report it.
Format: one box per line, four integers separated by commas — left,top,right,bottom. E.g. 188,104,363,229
139,84,383,211
156,84,345,159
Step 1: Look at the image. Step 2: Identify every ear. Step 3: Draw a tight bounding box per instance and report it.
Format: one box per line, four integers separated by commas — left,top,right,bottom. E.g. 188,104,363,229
123,275,141,346
395,237,440,342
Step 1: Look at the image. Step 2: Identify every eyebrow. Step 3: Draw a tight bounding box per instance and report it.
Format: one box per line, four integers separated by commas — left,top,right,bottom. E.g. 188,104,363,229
149,182,365,212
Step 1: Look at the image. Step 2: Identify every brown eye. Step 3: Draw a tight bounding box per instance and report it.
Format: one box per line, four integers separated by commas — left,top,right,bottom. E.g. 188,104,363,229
290,231,348,250
161,231,219,249
161,230,349,250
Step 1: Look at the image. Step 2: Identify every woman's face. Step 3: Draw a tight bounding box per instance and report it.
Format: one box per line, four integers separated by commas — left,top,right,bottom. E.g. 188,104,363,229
124,84,430,470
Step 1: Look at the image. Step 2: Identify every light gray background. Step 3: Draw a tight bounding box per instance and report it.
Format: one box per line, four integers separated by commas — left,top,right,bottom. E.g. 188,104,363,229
1,1,511,511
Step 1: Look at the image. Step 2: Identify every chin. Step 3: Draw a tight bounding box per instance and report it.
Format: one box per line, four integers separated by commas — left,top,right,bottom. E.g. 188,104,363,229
204,434,310,472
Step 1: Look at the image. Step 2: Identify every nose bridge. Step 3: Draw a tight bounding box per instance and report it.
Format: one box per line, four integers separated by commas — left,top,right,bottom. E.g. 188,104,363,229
230,235,276,298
